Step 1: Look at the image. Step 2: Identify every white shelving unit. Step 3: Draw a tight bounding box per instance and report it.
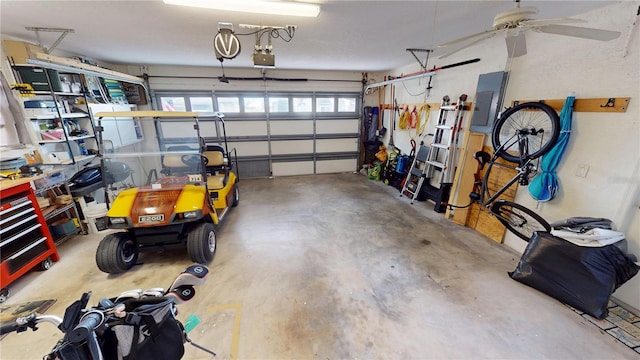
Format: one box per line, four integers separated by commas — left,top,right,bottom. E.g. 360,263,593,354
13,66,100,165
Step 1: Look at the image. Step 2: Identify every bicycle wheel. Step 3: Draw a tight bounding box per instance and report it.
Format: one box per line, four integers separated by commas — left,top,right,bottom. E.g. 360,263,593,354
490,200,551,242
492,102,560,163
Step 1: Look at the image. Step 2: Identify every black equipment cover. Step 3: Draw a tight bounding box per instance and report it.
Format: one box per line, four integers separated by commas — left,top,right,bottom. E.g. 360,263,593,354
509,232,639,319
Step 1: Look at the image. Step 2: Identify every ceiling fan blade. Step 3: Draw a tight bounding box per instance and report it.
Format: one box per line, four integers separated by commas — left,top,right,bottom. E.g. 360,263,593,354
505,32,527,58
536,24,621,41
438,29,501,47
520,17,586,27
436,31,502,59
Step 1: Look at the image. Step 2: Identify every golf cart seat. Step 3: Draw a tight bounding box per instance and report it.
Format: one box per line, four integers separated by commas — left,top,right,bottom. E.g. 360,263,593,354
162,146,200,176
203,144,228,190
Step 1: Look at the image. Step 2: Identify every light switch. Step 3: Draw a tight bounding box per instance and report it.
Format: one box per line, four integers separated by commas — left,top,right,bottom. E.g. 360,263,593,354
576,164,590,178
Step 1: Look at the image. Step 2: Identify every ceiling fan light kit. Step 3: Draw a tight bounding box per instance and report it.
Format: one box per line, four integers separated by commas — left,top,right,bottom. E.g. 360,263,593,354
163,0,320,18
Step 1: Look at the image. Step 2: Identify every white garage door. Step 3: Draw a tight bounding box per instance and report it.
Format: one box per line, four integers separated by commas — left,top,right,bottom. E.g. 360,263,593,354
154,91,361,178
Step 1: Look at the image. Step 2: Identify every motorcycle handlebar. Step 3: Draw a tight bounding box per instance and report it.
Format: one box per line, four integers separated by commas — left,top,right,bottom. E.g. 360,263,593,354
68,311,104,343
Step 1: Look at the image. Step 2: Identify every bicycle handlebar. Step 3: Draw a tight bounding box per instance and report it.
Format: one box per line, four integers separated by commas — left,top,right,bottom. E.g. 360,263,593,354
68,311,104,343
0,313,63,336
0,318,24,336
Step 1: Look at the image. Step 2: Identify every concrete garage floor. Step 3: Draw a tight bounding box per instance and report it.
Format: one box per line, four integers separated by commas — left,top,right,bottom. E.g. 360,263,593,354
0,173,637,359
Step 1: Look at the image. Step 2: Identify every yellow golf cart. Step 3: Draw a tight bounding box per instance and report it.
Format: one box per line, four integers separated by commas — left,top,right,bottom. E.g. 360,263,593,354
93,111,238,273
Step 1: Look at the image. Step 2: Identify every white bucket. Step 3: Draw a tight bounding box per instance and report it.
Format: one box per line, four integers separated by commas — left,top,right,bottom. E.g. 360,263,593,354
84,202,108,234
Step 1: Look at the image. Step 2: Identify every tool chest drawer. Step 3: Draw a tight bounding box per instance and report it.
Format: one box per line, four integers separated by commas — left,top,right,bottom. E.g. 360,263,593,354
0,182,60,302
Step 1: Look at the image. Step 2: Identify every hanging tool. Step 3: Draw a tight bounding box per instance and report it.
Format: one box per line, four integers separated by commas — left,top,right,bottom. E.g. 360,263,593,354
378,80,387,137
399,105,410,130
388,85,396,149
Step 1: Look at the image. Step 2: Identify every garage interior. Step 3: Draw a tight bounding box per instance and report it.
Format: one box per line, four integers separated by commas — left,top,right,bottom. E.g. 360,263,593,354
0,1,639,359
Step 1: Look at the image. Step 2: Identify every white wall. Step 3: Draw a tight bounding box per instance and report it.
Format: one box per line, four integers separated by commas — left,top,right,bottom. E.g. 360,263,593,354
373,1,640,311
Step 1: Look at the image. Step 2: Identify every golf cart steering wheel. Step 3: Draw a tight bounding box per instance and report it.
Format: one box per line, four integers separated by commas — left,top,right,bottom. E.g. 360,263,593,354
181,155,200,166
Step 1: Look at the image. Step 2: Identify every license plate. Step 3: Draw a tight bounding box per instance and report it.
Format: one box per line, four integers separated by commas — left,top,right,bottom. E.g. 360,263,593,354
139,214,164,223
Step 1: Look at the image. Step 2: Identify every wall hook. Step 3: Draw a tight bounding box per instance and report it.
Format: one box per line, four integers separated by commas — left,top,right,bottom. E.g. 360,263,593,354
600,98,616,108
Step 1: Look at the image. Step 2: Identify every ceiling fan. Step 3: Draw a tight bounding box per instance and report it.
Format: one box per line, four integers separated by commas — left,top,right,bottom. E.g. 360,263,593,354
437,0,621,58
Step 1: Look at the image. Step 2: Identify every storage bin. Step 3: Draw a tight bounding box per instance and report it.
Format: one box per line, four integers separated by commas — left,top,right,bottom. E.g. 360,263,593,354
16,67,63,92
49,218,77,238
84,202,109,234
34,171,65,188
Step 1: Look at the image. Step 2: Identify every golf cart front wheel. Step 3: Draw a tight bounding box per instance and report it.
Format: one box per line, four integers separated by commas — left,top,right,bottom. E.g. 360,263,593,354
96,232,139,274
187,223,217,263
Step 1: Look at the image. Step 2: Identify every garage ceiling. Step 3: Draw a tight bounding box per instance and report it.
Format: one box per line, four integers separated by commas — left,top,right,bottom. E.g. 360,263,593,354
0,1,613,72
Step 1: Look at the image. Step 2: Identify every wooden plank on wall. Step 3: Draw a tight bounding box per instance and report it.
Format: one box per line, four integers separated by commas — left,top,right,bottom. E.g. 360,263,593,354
380,103,473,111
512,98,630,113
474,146,518,243
458,145,518,243
449,132,485,223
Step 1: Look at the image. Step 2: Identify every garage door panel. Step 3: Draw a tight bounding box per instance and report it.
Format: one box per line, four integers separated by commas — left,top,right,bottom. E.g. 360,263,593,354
231,141,269,157
272,161,314,176
316,138,358,153
226,121,268,137
316,159,357,173
270,121,313,135
271,140,314,155
316,119,359,134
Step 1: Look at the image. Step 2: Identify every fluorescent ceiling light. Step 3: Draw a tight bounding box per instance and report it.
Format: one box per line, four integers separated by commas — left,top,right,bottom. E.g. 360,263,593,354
164,0,320,18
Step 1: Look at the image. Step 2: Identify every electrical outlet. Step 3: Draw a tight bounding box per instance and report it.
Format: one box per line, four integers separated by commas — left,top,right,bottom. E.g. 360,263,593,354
576,164,590,178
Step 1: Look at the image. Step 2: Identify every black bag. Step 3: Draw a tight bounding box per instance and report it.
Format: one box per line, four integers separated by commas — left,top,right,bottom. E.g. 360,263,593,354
509,232,639,319
362,106,379,143
101,297,186,360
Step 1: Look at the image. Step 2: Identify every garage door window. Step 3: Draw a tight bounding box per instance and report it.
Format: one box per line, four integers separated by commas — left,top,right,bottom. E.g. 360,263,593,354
269,97,289,112
316,97,335,112
161,97,187,111
338,97,357,112
244,97,265,113
293,97,312,112
190,97,214,112
218,97,240,113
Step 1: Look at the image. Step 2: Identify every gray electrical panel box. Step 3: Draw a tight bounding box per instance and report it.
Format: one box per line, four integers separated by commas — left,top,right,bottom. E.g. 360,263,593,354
470,71,508,134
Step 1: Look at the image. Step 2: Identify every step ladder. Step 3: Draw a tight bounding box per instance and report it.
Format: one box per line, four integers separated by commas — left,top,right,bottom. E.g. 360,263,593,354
400,94,468,210
399,140,430,204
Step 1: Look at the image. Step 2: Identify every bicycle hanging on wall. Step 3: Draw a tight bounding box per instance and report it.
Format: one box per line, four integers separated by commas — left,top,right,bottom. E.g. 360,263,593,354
454,101,560,241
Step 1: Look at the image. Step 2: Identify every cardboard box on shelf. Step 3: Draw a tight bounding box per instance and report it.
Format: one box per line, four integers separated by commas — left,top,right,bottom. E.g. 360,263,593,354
3,40,45,65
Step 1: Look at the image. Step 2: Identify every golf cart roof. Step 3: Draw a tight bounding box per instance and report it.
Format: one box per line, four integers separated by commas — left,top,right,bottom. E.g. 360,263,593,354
94,111,199,119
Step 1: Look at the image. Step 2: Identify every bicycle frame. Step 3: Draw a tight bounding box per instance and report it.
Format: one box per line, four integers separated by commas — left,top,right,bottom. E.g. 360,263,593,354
470,132,539,209
477,155,538,208
465,137,551,242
